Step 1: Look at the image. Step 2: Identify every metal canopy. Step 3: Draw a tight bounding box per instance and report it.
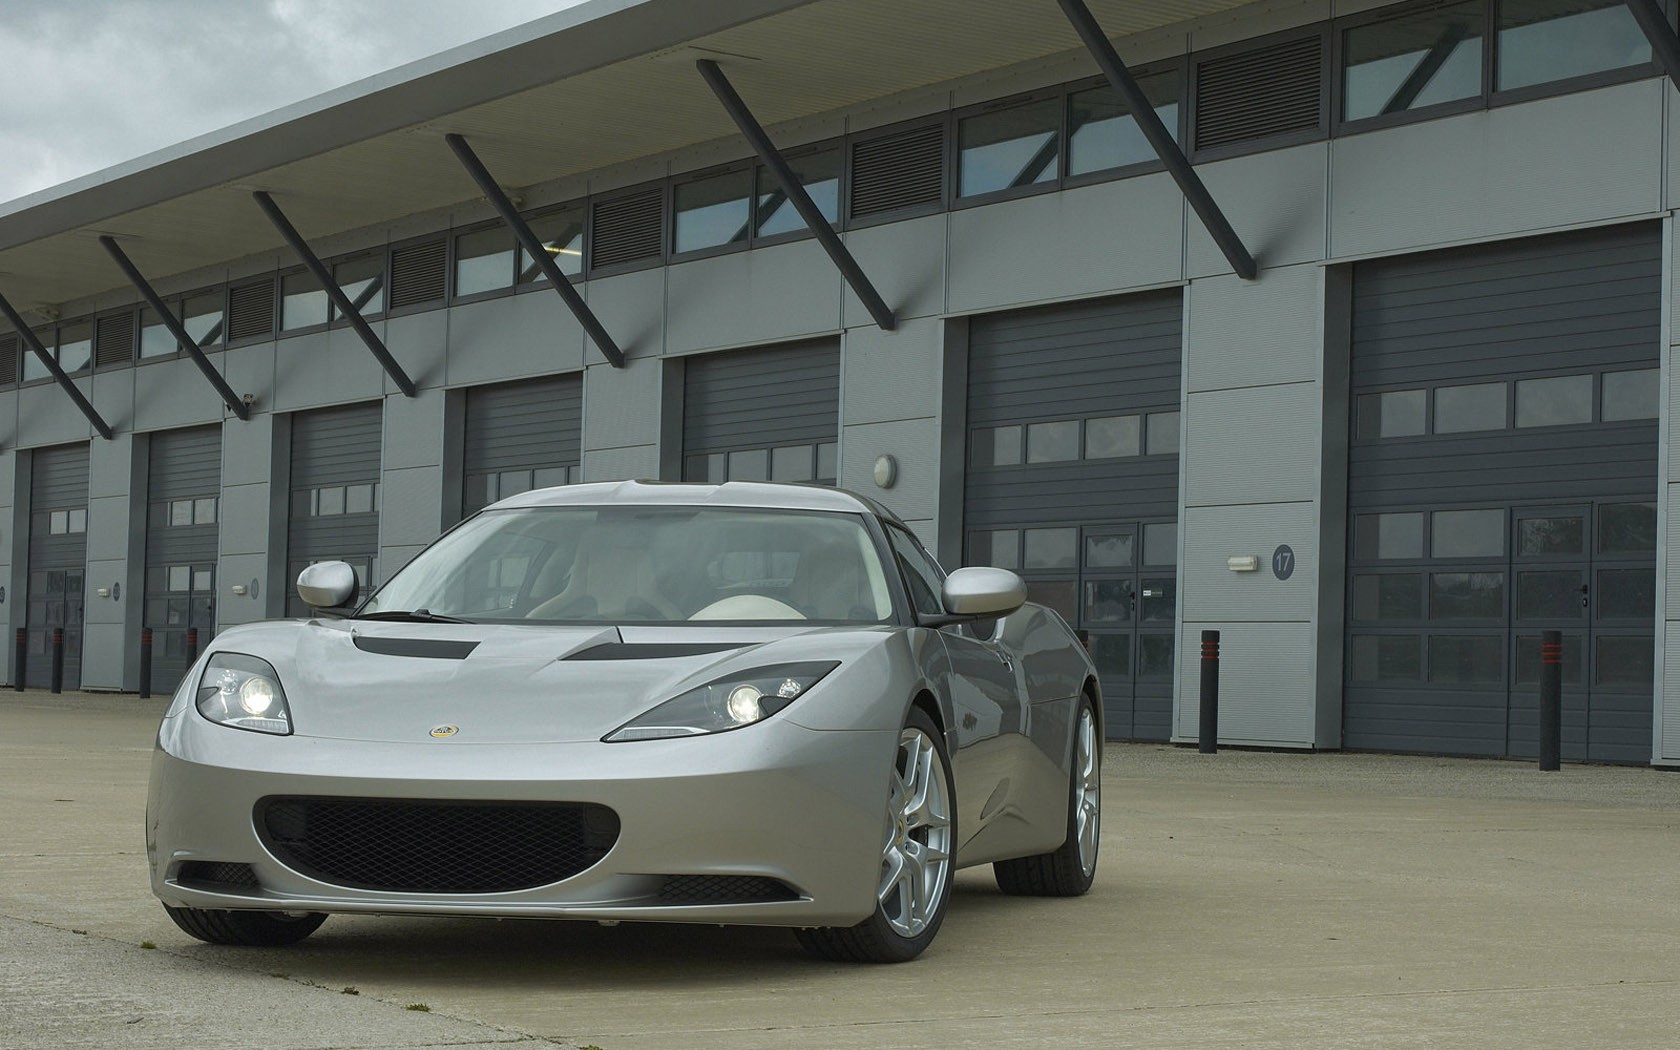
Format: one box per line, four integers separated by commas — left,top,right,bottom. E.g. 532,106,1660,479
1624,0,1680,96
252,191,418,398
0,0,1257,314
697,58,896,331
99,237,250,420
446,134,627,368
0,290,114,440
1057,0,1258,281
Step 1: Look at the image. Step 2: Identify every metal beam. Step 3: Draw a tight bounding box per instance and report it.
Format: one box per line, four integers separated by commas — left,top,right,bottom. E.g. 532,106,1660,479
445,133,627,368
1625,0,1680,96
696,58,898,330
0,290,113,440
251,191,418,397
99,237,250,421
1056,0,1258,281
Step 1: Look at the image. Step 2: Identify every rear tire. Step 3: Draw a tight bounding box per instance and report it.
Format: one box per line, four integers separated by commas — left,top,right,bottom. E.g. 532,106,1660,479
163,904,327,946
994,696,1100,897
797,707,956,963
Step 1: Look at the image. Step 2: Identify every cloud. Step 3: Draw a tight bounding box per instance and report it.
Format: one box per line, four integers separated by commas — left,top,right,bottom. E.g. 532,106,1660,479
0,0,584,205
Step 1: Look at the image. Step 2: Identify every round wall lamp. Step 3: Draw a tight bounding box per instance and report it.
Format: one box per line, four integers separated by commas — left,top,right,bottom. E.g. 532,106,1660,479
873,454,898,490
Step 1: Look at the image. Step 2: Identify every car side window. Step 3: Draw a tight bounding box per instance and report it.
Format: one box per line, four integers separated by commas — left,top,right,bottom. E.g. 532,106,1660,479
885,526,946,619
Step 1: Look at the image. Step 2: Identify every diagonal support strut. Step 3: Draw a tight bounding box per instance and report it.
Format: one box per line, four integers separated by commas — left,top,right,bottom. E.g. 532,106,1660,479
1624,0,1680,95
445,133,627,368
252,191,418,397
0,289,114,439
99,237,250,421
696,58,898,330
1056,0,1258,281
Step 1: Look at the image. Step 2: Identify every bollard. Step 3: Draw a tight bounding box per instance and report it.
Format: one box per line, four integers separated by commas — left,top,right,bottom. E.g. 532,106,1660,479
139,627,153,700
50,627,64,695
13,628,26,692
1199,629,1220,754
185,627,199,665
1538,629,1562,772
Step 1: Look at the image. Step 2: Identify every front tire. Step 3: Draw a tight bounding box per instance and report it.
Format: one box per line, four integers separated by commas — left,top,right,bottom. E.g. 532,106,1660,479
797,707,956,963
163,904,328,946
994,696,1100,896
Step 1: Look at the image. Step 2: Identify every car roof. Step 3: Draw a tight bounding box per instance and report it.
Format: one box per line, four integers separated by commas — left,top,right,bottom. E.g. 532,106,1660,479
490,480,905,525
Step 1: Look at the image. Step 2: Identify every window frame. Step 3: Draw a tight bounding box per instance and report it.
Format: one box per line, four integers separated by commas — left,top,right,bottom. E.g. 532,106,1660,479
749,138,848,249
449,220,521,306
669,159,758,262
276,265,332,338
329,249,389,325
1333,0,1492,135
513,201,588,292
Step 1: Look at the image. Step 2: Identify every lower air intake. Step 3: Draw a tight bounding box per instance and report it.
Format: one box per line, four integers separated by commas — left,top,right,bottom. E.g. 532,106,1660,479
658,875,800,905
257,797,619,894
176,861,260,891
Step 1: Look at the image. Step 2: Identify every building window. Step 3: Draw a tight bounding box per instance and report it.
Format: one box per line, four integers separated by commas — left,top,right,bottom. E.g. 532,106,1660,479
57,322,92,374
333,255,385,318
454,227,516,297
958,96,1061,198
517,206,584,283
1495,0,1649,92
1066,70,1180,177
1342,0,1484,123
673,168,752,255
754,146,841,238
280,272,328,331
182,292,225,347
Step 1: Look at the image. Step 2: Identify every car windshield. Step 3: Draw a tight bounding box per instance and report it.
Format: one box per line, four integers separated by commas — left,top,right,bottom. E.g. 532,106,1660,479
359,505,897,625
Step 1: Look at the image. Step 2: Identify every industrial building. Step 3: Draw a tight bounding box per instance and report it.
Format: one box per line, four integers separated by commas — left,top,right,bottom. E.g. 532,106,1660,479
2,0,1677,765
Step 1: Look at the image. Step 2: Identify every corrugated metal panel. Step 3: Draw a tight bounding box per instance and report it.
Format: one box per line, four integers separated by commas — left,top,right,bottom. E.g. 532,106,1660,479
145,426,222,690
94,313,135,368
389,239,447,309
26,444,90,690
288,403,383,611
463,374,583,513
682,341,840,453
850,123,945,219
1346,223,1661,764
227,280,275,341
1193,32,1324,153
291,403,384,488
590,189,664,270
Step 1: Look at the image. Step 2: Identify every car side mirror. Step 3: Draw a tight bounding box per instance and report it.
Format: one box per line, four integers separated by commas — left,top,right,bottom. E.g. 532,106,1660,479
296,561,359,614
942,567,1027,618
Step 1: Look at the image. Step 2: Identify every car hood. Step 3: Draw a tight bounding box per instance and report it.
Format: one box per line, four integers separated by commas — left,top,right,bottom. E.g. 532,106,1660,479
202,618,894,744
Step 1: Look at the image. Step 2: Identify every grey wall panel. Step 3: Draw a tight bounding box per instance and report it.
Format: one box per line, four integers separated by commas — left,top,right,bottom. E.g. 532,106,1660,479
582,444,659,482
382,387,447,473
215,553,270,628
841,214,947,327
583,358,664,452
1181,502,1317,622
1186,264,1322,393
1331,81,1663,260
220,342,276,412
1668,483,1680,622
682,341,840,454
379,465,446,563
219,416,278,559
15,382,100,448
1666,625,1680,760
1183,382,1319,507
947,174,1185,315
384,310,449,390
1174,621,1318,745
585,267,666,362
842,318,941,427
132,356,231,432
666,240,842,355
1186,143,1327,279
445,291,586,388
841,418,940,524
270,329,388,413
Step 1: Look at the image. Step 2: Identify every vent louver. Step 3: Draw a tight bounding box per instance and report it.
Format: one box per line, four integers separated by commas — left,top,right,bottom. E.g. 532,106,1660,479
389,239,447,309
590,190,663,270
849,123,945,219
0,334,19,385
227,280,276,341
1193,34,1324,153
94,313,135,367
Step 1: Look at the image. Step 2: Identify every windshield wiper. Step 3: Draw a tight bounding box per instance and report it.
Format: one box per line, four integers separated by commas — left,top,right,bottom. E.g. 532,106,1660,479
354,609,476,625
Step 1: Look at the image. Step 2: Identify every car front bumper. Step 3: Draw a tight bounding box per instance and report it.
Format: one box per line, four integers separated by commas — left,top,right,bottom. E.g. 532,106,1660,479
147,712,896,928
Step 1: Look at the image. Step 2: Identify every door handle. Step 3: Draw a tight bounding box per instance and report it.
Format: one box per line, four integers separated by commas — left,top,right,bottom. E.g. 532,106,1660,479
1580,583,1590,609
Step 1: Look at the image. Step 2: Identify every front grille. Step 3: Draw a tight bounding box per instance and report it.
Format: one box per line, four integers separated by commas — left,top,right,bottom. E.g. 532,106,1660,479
257,797,619,894
658,875,800,905
176,861,260,891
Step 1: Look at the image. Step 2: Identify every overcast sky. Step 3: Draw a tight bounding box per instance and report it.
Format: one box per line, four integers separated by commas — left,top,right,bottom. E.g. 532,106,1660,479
0,0,588,206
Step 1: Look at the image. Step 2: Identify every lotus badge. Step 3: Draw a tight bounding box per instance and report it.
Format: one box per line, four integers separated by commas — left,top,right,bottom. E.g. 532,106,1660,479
429,724,459,739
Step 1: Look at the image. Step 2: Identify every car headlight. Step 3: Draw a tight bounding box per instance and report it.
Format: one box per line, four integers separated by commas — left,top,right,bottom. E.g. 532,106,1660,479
196,653,293,735
605,662,839,742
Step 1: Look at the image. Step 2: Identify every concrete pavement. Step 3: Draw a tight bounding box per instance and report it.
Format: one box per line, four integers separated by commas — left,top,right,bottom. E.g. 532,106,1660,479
2,689,1678,1049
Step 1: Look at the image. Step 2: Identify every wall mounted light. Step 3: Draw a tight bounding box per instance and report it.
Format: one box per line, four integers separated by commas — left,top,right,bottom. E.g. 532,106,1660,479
873,454,898,489
96,587,110,599
1227,555,1259,573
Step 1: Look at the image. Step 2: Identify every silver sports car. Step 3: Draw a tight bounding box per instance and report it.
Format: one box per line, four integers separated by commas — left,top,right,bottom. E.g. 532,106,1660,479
147,481,1102,962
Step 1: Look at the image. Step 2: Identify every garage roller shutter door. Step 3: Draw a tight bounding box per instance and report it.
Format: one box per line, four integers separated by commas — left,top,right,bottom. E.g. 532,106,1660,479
463,374,583,514
287,403,382,615
145,426,222,689
682,340,840,484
